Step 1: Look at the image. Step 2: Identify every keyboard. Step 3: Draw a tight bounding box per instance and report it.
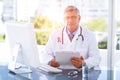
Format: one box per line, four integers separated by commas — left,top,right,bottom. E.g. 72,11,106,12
9,68,32,74
37,64,62,73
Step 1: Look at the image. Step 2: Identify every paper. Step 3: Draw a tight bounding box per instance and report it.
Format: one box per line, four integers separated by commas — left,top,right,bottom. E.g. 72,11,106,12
55,51,80,66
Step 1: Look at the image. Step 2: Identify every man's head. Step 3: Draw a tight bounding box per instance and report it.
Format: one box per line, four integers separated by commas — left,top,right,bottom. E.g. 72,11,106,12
64,5,81,33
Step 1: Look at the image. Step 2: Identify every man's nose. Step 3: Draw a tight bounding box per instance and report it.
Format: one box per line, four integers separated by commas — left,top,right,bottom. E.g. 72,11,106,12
67,18,73,23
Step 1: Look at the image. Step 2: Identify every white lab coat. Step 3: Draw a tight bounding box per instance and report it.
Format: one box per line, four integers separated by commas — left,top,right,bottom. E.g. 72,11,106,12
44,26,101,69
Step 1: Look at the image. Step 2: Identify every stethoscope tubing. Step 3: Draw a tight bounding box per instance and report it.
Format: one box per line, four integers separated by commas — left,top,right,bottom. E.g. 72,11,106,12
62,26,84,44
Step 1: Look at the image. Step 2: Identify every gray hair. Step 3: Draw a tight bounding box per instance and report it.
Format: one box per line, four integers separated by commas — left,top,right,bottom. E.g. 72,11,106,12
64,5,80,15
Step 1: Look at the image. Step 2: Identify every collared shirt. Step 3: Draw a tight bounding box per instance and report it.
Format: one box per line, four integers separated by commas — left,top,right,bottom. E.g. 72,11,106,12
66,27,79,39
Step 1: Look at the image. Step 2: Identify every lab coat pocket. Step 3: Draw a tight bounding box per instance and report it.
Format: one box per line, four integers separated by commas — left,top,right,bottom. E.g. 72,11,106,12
76,43,88,58
55,43,66,52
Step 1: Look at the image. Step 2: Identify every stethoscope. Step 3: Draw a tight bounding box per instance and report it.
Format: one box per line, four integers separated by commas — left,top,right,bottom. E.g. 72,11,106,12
62,26,84,44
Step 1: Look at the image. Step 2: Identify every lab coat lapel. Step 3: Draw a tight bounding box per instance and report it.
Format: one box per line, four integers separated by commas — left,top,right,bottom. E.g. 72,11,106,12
63,28,71,44
63,27,80,51
63,30,74,51
72,27,80,42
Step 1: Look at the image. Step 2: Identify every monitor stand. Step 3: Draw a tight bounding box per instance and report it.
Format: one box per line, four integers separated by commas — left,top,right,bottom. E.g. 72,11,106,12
8,43,32,74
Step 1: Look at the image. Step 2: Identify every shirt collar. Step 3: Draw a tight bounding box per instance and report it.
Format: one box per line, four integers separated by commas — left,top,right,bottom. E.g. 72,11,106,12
66,27,79,36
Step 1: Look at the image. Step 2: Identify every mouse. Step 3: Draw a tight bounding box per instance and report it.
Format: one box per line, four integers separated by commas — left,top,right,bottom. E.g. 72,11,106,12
68,71,78,76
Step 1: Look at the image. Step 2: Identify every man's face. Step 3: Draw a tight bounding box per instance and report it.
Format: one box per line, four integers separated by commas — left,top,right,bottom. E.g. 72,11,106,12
64,10,80,32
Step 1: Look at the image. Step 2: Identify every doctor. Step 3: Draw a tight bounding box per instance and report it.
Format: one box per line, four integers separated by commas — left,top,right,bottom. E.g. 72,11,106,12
45,5,101,69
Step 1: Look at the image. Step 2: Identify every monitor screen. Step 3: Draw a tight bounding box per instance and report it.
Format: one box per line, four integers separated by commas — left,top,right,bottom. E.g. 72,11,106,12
6,22,40,69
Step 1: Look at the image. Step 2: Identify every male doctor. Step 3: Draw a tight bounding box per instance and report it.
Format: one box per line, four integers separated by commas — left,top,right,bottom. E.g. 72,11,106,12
45,5,101,69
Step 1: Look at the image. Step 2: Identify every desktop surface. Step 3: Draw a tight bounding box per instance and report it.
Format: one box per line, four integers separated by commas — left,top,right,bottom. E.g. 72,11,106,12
0,65,120,80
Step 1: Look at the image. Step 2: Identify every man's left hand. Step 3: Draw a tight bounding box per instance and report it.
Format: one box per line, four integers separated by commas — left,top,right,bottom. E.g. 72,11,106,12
71,56,84,68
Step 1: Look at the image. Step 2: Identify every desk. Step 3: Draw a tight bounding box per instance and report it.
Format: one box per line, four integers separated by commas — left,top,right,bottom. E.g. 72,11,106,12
0,65,120,80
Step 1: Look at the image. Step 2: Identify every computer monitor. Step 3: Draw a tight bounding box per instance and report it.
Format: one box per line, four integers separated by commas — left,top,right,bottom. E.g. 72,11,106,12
5,22,40,73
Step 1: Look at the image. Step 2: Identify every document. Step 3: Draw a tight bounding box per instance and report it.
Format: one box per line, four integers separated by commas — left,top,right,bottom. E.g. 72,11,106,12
55,51,80,69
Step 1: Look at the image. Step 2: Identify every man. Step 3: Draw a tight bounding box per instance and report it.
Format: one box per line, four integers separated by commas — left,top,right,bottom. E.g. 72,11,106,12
44,5,101,69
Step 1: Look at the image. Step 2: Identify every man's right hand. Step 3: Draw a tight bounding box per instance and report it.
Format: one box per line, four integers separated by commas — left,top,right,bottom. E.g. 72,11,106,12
49,59,60,67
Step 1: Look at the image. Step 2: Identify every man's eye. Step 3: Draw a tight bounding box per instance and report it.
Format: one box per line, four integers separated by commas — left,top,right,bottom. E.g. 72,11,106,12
71,16,77,19
65,16,77,19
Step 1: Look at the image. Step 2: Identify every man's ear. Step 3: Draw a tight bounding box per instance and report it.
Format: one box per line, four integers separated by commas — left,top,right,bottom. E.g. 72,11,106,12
79,15,81,21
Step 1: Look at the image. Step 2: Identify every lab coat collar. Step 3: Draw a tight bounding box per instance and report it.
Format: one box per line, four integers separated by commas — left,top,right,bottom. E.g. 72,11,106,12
72,27,81,42
63,27,71,43
66,27,78,36
64,26,81,43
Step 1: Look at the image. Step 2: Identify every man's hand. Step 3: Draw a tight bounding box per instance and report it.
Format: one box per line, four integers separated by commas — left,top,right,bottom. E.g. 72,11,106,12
49,59,60,67
71,56,84,68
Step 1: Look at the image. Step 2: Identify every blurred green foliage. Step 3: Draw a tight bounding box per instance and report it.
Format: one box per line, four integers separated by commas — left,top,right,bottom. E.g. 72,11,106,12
81,18,107,32
117,21,120,27
0,35,5,41
32,15,120,46
98,35,120,50
36,30,49,45
33,14,62,45
98,39,107,49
